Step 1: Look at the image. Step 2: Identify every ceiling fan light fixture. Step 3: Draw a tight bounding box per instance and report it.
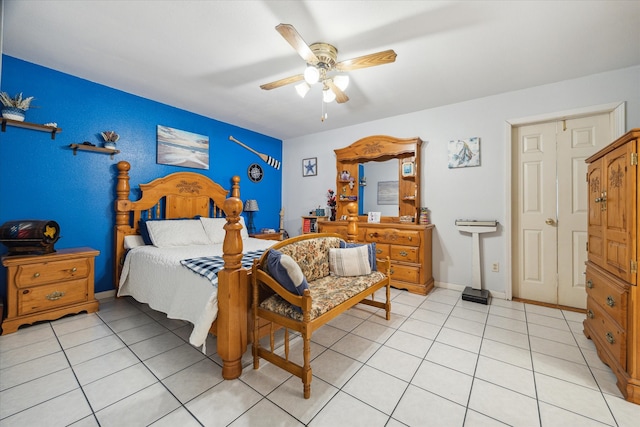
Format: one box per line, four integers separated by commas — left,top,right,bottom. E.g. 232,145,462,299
322,86,336,103
304,65,319,84
333,75,349,91
295,82,310,98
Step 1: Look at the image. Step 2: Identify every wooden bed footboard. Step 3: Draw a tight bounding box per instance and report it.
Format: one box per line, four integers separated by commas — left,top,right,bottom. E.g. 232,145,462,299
114,161,250,379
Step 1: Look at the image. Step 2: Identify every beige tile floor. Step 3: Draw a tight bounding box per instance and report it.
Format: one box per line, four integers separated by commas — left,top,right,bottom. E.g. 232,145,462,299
1,287,640,426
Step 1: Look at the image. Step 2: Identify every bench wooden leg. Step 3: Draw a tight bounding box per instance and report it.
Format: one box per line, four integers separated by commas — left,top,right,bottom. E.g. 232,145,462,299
303,333,312,399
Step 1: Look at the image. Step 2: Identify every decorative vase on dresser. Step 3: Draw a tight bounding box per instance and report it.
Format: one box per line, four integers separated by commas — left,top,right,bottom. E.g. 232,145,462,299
584,128,639,404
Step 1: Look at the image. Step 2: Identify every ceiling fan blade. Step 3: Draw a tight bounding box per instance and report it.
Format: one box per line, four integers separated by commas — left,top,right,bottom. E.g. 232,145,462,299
276,23,319,64
260,74,304,90
335,49,397,71
326,80,349,103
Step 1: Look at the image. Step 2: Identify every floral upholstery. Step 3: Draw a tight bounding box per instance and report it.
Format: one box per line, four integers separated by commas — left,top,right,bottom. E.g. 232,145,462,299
276,236,341,282
260,271,386,321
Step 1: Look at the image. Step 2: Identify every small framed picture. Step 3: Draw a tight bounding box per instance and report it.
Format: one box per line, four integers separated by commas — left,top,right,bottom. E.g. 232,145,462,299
302,157,317,177
367,212,381,223
402,161,415,177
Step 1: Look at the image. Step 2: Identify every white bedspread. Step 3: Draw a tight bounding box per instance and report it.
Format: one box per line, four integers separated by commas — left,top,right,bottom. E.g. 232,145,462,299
117,238,275,347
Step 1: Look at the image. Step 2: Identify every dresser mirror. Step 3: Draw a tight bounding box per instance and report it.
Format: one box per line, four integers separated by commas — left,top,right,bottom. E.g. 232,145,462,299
334,135,422,222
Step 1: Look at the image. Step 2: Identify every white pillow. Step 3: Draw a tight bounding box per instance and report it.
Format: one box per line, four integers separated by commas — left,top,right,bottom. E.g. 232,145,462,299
146,219,209,247
329,245,372,277
124,234,146,249
239,216,249,240
200,217,228,244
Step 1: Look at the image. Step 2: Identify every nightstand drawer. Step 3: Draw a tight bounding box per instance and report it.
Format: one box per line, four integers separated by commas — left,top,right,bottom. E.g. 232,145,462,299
18,278,89,316
14,257,91,288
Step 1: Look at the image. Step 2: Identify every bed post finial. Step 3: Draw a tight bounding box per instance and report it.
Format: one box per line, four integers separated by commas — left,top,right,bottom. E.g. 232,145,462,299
346,202,359,242
115,161,131,226
231,175,241,199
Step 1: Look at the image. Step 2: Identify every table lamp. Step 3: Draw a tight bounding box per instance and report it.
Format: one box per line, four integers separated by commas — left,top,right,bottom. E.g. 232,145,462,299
244,199,259,234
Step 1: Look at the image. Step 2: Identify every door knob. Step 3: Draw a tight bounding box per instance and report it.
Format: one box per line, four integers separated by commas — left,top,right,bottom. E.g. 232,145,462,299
545,218,556,226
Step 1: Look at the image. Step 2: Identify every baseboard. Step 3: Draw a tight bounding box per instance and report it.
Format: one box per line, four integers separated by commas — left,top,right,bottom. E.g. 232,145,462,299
95,290,117,300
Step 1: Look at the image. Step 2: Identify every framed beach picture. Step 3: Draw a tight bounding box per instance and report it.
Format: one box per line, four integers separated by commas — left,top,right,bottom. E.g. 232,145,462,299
157,125,209,170
302,157,317,177
448,137,480,168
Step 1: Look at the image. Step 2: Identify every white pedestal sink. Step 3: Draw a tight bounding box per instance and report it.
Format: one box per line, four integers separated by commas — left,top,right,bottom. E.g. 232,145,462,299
455,220,498,304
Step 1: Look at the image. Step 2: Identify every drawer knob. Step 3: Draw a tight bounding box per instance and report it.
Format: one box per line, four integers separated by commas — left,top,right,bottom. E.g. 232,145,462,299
587,309,594,319
586,280,593,289
605,332,615,344
33,272,40,278
408,236,412,241
376,248,382,254
45,291,65,301
71,267,77,273
390,268,394,275
606,296,615,307
399,251,408,257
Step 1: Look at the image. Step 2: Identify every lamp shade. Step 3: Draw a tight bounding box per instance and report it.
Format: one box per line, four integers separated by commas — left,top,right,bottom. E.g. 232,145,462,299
244,199,259,212
304,65,320,84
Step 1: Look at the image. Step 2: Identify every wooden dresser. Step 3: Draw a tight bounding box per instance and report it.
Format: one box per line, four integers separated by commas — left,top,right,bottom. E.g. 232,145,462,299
319,221,434,295
584,128,638,403
1,247,100,334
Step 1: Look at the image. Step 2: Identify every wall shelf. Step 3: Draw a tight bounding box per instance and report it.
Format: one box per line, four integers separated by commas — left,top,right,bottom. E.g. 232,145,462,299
1,118,62,139
69,144,120,159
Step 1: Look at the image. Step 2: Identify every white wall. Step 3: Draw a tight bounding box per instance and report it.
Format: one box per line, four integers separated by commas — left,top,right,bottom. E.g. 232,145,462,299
282,66,640,296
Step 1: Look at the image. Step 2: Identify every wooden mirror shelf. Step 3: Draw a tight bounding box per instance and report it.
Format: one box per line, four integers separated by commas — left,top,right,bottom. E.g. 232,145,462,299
319,135,434,295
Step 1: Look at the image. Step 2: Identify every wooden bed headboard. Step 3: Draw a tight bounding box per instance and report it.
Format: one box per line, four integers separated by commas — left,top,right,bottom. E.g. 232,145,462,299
114,160,237,286
114,160,249,379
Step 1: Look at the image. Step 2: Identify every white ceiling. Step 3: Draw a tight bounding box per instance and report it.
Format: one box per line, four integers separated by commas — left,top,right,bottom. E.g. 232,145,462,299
3,1,639,140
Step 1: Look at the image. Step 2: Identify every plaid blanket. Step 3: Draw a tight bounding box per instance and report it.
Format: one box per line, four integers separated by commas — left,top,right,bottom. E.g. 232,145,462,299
180,249,266,284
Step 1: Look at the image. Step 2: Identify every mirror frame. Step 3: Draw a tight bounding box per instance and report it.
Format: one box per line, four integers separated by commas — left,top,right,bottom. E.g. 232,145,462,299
334,135,422,222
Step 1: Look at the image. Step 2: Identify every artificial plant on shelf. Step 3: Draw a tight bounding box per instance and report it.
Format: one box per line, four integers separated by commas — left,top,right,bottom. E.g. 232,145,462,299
327,189,337,221
101,131,120,149
0,92,35,122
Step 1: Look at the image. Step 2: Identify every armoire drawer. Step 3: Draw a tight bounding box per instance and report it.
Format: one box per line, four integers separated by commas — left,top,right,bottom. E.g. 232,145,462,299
586,297,627,369
585,265,628,328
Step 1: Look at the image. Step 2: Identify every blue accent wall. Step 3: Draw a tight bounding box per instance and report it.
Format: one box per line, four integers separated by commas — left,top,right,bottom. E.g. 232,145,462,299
0,55,282,297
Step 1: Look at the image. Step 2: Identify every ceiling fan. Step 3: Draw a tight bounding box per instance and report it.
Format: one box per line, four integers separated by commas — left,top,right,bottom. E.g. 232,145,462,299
260,24,397,116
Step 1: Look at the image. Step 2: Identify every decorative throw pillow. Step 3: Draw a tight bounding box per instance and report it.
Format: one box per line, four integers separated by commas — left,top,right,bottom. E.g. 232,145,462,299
145,219,209,247
339,241,377,271
329,245,372,277
139,217,197,245
200,217,228,244
266,249,309,298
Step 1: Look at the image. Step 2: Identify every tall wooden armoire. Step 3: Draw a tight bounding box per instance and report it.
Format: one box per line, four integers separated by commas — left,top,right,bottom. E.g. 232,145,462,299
584,128,639,403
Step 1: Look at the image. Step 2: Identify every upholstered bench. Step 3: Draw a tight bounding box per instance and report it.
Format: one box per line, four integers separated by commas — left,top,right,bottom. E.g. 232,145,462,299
251,233,391,398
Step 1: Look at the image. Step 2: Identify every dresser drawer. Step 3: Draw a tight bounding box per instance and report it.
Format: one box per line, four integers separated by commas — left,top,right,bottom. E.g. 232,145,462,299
586,297,626,369
14,258,91,288
585,264,628,328
390,245,418,263
390,263,420,284
18,278,89,316
374,243,390,259
364,228,421,247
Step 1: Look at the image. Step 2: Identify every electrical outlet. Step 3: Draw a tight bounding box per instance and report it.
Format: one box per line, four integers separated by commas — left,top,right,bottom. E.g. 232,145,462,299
492,262,499,272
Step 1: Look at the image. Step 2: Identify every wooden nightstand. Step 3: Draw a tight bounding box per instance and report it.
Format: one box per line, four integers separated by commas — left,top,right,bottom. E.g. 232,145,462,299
1,247,100,334
249,232,283,241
